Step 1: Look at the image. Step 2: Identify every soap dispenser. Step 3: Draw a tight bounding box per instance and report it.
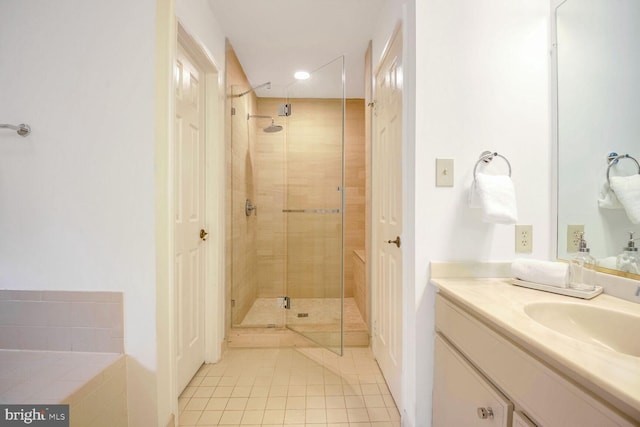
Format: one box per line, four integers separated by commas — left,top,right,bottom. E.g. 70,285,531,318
569,232,597,291
616,232,640,274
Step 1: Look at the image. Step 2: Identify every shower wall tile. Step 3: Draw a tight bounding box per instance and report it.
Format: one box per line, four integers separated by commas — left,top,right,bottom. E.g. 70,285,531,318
255,98,366,300
0,290,123,353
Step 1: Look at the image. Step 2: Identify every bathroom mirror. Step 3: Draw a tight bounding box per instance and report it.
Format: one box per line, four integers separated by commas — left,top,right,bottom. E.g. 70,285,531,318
554,0,640,278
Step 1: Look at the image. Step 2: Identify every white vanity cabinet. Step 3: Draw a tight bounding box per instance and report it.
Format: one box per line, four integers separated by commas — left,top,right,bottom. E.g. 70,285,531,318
434,334,514,426
434,293,637,427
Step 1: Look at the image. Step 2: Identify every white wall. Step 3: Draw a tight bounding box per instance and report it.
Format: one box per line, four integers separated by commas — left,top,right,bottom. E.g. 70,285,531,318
411,1,551,426
1,1,226,425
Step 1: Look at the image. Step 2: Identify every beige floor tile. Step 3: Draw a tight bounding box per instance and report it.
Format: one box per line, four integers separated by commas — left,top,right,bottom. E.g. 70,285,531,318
200,376,221,387
179,410,202,426
285,396,305,410
262,409,285,424
196,410,222,425
266,396,287,410
347,407,370,423
360,384,380,395
306,408,327,423
367,407,390,422
219,376,239,387
240,410,264,425
325,408,348,423
205,397,228,410
325,396,346,409
245,396,267,410
212,386,234,398
226,397,248,411
232,386,252,397
269,385,288,397
250,385,270,397
178,397,190,413
324,384,344,396
283,408,305,424
306,384,325,396
287,385,306,396
306,396,326,409
185,397,209,411
219,410,244,425
254,376,272,386
188,376,204,387
236,375,256,386
364,395,385,408
181,386,196,398
193,386,215,398
345,395,365,408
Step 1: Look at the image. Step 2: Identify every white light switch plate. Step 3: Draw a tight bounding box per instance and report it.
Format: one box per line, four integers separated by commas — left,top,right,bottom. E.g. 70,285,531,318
436,159,454,187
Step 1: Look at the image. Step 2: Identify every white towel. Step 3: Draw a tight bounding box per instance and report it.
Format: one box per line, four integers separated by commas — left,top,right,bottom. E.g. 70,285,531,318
597,180,623,209
511,259,570,288
471,173,518,224
610,174,640,224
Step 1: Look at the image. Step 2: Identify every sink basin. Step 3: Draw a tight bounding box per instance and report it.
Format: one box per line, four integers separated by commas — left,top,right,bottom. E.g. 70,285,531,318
524,302,640,357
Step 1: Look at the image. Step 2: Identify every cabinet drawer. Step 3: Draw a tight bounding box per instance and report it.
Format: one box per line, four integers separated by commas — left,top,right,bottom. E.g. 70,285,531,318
434,334,513,426
513,411,537,427
435,294,636,427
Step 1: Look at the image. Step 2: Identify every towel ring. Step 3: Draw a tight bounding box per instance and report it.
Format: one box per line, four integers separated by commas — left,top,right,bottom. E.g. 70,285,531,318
473,151,512,181
606,154,640,185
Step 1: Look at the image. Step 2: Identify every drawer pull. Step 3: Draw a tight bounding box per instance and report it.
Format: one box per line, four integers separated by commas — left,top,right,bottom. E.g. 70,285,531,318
477,407,494,420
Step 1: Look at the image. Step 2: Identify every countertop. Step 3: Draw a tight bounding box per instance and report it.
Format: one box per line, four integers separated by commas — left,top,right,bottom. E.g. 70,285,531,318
431,277,640,422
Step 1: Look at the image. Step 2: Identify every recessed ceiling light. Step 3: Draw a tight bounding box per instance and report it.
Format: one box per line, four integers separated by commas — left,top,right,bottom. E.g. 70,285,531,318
294,71,310,80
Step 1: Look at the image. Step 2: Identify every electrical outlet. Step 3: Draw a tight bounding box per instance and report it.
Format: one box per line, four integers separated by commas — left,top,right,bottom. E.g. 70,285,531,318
567,224,585,253
515,225,533,253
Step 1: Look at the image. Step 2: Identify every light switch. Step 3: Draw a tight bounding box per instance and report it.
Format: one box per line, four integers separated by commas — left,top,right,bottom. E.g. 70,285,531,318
436,159,454,187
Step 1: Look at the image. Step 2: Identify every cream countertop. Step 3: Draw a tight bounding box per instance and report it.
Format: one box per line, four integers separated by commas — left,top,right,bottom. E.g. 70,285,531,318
431,278,640,422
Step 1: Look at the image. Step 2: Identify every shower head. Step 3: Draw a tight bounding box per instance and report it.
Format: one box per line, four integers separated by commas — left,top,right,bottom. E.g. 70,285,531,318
264,119,283,133
247,114,284,133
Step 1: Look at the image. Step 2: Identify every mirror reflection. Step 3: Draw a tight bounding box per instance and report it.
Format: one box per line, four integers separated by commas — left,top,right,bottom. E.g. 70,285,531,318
555,0,640,277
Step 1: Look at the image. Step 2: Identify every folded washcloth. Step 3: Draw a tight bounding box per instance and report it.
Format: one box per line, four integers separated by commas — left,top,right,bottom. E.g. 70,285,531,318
511,259,570,288
597,180,623,209
470,173,518,224
610,174,640,224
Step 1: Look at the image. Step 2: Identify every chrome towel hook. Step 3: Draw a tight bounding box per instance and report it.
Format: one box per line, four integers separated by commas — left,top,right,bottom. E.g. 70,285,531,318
0,123,31,137
473,150,512,181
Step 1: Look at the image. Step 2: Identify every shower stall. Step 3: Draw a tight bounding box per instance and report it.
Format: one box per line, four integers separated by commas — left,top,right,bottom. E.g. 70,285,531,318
227,56,366,355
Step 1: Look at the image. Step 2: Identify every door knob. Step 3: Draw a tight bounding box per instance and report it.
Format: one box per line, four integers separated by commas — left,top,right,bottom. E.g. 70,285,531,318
386,236,401,248
200,229,208,241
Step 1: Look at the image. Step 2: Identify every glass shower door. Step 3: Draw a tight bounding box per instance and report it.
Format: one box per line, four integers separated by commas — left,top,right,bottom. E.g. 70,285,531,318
284,56,345,355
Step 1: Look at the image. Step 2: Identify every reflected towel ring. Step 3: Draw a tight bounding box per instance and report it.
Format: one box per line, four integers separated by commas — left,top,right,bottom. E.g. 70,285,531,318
473,151,512,181
606,154,640,185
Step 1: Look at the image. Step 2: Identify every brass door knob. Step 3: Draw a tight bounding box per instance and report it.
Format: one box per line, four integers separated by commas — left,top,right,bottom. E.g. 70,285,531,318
200,229,208,241
386,236,401,248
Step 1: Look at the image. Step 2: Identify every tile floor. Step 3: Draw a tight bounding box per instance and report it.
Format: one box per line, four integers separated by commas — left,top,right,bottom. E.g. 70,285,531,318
178,347,401,426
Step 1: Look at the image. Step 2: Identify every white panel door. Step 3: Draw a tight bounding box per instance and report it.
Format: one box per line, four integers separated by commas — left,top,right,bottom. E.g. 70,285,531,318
175,44,206,393
513,411,537,427
371,27,403,405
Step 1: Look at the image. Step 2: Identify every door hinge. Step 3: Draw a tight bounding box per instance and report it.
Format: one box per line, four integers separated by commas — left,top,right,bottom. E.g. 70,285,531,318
231,107,236,115
279,296,291,310
278,103,291,117
231,299,236,307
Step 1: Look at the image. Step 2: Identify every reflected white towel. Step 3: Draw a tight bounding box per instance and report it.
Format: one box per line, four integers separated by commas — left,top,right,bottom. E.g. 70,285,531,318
511,259,570,288
610,174,640,224
471,173,518,224
597,181,623,209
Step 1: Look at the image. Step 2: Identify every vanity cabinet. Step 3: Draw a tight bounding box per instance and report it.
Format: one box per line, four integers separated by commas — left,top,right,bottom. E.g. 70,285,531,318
434,293,637,427
434,334,514,426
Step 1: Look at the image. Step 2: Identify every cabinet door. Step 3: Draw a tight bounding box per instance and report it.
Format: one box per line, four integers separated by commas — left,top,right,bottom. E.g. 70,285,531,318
513,411,537,427
433,334,513,427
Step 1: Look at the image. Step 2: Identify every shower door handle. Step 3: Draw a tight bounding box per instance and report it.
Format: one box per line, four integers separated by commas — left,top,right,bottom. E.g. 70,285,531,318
386,236,401,248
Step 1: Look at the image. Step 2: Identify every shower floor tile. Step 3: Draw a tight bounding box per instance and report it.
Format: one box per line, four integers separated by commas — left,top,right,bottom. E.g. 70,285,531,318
239,297,367,332
178,347,400,427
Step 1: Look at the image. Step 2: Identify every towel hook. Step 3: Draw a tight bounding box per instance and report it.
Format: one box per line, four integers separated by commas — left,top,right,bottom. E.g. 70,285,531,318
606,153,640,185
473,151,512,181
0,123,31,137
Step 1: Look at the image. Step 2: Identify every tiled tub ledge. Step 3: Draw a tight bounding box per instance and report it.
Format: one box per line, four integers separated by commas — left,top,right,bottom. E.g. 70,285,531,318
0,350,128,426
0,290,128,426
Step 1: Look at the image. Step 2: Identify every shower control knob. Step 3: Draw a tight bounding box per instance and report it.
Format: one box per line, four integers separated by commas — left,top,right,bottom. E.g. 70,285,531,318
200,229,208,241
